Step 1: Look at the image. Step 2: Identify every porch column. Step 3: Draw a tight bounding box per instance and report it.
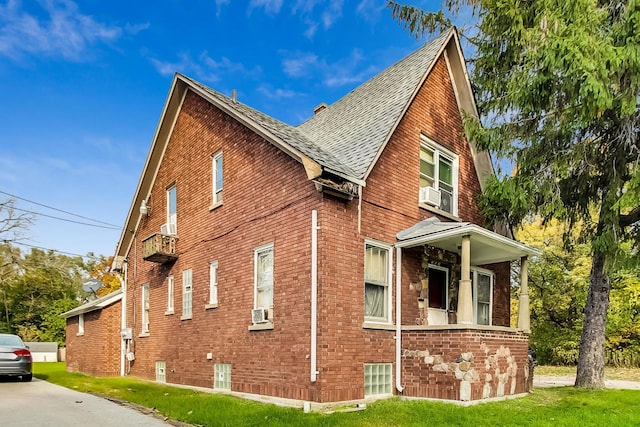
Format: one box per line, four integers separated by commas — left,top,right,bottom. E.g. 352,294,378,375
517,256,530,332
457,234,473,324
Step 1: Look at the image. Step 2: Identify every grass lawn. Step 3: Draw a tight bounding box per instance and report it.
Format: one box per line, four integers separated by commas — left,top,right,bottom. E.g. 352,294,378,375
35,362,640,426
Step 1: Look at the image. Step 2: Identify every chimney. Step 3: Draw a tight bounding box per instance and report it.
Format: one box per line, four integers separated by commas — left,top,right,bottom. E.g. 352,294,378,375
232,89,237,103
313,103,328,115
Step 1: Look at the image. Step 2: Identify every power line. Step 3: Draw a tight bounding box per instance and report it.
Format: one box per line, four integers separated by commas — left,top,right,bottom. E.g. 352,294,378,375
9,206,121,230
0,190,121,227
6,241,104,260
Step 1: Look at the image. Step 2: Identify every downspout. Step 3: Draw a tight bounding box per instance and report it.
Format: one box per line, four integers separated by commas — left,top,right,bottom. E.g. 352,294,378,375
311,210,319,382
119,262,128,376
395,246,404,393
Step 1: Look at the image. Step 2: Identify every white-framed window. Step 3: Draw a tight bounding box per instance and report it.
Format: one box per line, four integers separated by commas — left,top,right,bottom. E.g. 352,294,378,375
472,268,494,326
208,261,218,306
77,313,84,335
166,275,174,313
254,243,274,310
364,240,392,323
182,269,193,319
212,151,223,205
427,264,449,310
364,363,392,397
142,284,150,333
420,136,459,215
167,185,177,231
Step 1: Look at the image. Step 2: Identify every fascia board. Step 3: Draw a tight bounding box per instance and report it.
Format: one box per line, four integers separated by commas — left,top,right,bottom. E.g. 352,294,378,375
114,74,187,260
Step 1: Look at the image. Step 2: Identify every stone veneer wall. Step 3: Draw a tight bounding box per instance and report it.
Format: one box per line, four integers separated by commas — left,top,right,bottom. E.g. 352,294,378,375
401,329,530,401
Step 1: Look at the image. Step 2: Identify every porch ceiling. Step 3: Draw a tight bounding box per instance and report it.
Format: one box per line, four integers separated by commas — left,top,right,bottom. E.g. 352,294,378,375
396,218,540,265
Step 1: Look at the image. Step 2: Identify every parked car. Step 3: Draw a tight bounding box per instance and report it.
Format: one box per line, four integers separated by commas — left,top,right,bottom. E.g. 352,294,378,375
0,334,32,382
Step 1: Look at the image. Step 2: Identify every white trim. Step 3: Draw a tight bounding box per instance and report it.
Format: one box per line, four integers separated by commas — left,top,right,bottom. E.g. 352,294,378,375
364,239,393,324
166,185,177,233
253,243,274,311
182,268,193,318
141,284,150,333
420,136,459,216
77,313,84,336
212,151,223,206
471,267,494,326
209,261,219,306
167,275,174,312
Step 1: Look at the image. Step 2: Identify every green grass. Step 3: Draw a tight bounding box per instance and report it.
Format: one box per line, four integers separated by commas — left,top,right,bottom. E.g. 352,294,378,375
34,363,640,426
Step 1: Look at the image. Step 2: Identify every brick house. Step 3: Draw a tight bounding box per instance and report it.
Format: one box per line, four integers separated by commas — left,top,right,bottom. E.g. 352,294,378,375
63,290,123,377
104,29,538,404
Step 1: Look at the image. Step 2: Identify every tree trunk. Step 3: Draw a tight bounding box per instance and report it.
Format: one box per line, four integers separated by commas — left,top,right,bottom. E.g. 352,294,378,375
575,251,610,388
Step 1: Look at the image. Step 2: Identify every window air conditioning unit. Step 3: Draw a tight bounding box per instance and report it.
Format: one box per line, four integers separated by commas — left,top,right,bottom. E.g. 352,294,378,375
160,223,177,236
419,186,441,207
251,308,269,324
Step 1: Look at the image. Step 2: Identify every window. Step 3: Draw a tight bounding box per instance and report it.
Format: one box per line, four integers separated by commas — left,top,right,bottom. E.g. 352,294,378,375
427,265,449,310
156,361,166,383
208,261,218,307
420,137,458,215
167,185,177,231
254,244,274,310
472,269,493,325
166,275,174,313
142,284,150,333
182,269,193,319
364,363,392,397
212,151,223,205
77,313,84,335
364,241,392,322
214,363,231,390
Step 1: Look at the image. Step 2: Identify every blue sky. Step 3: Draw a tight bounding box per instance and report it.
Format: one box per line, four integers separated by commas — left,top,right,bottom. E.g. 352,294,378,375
0,0,438,259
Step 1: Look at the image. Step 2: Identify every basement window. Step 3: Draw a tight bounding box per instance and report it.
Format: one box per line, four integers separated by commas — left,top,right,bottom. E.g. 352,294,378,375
364,363,392,397
215,363,231,390
156,361,166,383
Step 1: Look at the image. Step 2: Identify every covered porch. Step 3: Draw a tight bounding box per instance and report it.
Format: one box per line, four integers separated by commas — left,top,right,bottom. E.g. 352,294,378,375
393,218,540,401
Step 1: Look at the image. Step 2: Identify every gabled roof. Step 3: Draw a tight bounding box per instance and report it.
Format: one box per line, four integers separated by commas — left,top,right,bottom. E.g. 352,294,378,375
297,30,451,179
61,289,122,319
114,28,492,260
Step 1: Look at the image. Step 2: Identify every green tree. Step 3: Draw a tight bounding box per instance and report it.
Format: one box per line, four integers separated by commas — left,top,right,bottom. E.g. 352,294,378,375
4,248,84,340
388,1,640,388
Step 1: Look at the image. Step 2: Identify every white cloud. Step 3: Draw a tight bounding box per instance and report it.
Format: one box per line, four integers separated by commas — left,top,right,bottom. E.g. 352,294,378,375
249,0,283,15
257,84,301,100
282,53,318,77
0,0,132,61
321,0,343,29
356,0,386,24
215,0,231,16
150,51,259,84
281,49,379,89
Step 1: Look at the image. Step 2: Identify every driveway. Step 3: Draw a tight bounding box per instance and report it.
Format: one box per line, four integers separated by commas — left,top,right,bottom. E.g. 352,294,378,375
534,375,640,390
0,377,172,426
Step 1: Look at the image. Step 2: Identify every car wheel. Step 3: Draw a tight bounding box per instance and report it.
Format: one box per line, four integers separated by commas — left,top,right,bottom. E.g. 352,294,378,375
21,374,32,382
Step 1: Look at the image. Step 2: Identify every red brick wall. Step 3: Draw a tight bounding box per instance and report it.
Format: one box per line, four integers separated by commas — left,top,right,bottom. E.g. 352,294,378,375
66,303,121,377
126,90,322,401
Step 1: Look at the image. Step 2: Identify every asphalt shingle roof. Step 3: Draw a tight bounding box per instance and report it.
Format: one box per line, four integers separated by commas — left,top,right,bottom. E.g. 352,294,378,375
183,30,452,182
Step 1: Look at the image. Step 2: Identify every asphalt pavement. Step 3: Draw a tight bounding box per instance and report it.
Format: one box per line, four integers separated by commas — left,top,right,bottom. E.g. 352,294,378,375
0,377,173,427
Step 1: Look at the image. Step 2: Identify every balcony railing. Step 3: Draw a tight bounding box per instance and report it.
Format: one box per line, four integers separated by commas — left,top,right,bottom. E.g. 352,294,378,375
142,233,178,263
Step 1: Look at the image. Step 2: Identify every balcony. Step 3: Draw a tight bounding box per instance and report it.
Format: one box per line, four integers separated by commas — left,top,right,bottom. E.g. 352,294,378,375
142,233,178,264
